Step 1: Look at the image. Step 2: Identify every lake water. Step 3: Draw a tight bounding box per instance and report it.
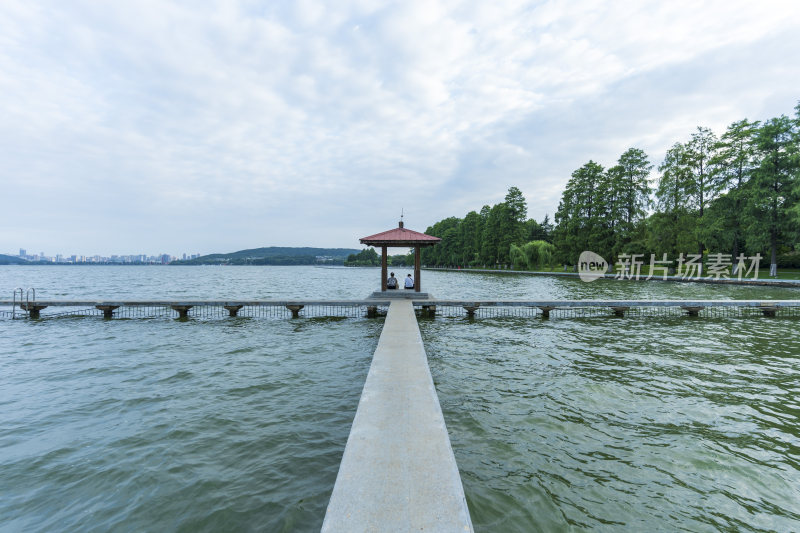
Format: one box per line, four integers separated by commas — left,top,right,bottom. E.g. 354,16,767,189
2,266,800,531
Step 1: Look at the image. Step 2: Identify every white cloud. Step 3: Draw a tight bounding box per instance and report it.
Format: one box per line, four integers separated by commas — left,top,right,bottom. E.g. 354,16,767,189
0,0,798,255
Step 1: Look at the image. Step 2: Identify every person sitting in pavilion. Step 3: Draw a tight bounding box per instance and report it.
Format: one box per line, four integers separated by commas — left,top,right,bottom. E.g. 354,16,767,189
387,272,398,290
404,274,414,290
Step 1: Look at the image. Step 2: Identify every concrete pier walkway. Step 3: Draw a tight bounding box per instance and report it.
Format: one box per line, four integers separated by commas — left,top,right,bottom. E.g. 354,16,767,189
322,300,473,532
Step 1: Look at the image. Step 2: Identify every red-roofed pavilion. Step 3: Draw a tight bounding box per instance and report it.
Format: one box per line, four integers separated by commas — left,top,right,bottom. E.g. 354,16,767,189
360,221,441,292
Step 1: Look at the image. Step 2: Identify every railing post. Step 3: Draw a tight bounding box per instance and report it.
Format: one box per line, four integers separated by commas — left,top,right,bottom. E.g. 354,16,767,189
610,306,629,317
12,288,23,319
286,305,304,318
224,305,244,317
20,303,48,319
95,305,120,319
682,306,704,317
463,305,479,317
170,305,193,319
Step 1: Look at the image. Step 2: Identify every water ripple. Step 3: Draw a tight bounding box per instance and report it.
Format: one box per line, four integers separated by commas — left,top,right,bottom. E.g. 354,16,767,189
0,315,381,532
423,315,800,532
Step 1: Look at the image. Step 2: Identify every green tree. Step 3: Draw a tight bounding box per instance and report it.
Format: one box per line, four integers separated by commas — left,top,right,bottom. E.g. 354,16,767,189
554,160,606,264
503,186,529,246
654,129,719,261
686,127,719,258
389,252,414,266
616,148,653,227
523,240,555,270
459,210,484,266
510,240,555,270
344,248,380,266
699,193,738,260
475,188,529,267
481,203,515,266
654,142,697,258
744,115,799,276
540,214,554,242
524,219,544,242
706,119,759,267
597,165,625,256
505,186,528,224
421,216,461,266
510,243,527,270
791,101,800,226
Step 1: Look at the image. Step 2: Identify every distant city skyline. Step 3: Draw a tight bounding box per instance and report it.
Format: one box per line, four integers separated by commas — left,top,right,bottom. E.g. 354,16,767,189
9,248,202,264
2,1,799,255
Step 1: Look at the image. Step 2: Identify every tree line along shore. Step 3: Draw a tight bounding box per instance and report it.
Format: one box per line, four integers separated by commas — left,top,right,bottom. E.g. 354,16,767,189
415,101,800,277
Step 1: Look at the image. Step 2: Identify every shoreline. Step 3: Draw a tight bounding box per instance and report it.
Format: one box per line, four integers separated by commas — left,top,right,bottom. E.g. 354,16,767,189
423,267,800,288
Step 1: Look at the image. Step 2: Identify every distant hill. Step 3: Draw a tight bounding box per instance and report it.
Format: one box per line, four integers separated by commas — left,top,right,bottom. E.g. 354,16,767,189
171,247,363,266
0,254,27,265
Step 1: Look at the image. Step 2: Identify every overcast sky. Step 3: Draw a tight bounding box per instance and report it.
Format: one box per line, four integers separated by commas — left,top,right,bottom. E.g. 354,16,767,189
1,0,799,256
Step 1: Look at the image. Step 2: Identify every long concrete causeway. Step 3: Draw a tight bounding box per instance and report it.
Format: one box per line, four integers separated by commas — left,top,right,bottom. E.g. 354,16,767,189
322,300,473,532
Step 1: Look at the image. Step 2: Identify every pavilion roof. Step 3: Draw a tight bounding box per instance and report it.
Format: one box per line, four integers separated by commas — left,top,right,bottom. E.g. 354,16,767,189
359,223,441,247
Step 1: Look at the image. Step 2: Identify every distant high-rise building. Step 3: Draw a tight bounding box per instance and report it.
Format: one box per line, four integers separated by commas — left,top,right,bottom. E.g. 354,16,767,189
19,248,26,257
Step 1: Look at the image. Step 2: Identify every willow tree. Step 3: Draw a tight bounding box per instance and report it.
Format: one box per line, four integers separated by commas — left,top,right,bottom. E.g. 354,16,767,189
510,240,555,270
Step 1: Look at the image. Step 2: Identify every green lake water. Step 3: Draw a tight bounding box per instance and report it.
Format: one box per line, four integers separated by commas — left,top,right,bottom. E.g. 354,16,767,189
1,266,799,531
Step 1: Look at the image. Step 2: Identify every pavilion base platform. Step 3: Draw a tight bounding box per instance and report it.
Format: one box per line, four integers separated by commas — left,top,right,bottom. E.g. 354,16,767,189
369,291,431,300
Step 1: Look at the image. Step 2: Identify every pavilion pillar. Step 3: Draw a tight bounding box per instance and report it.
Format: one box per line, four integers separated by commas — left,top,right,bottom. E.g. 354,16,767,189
381,246,388,292
414,246,421,292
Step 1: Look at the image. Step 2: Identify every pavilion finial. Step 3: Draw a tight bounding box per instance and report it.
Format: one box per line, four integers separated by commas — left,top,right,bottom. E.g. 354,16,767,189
399,208,404,228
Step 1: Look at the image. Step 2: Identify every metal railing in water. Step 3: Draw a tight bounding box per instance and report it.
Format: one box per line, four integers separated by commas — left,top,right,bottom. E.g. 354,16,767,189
2,297,800,320
413,299,800,319
10,288,23,319
0,298,392,320
3,288,36,319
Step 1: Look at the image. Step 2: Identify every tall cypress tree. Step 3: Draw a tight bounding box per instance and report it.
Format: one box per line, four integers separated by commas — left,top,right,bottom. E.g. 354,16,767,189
686,127,719,258
707,119,759,268
653,142,696,258
745,115,799,276
554,161,606,263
